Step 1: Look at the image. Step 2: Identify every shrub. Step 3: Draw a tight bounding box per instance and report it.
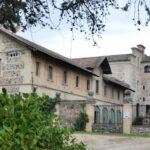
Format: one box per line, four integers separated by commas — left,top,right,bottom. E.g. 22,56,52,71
0,88,86,150
74,112,89,131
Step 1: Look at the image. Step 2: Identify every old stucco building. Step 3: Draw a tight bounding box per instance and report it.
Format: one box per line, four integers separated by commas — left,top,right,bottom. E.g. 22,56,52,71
105,45,150,107
0,27,133,131
0,27,131,103
74,45,150,120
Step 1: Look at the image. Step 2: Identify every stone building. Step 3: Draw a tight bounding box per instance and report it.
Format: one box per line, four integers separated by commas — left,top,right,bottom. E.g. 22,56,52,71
0,27,133,131
0,27,131,102
73,45,150,119
73,56,134,132
0,27,97,100
73,57,133,105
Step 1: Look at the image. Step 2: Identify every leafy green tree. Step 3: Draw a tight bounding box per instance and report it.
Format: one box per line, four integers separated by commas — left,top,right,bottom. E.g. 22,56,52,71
0,1,149,43
0,88,86,150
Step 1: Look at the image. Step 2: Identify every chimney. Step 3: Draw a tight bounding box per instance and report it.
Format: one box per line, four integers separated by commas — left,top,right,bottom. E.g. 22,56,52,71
137,44,145,52
131,44,145,59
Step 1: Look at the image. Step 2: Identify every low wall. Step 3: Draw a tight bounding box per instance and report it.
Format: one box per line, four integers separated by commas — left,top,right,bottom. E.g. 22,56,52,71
92,124,123,133
58,100,95,129
131,126,150,135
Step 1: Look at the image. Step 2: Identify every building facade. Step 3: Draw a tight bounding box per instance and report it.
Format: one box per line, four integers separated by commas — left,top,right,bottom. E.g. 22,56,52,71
73,45,150,119
0,27,130,105
0,27,135,131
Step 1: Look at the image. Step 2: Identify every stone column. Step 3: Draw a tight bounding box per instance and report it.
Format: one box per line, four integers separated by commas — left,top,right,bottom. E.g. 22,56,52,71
123,90,132,134
85,91,96,131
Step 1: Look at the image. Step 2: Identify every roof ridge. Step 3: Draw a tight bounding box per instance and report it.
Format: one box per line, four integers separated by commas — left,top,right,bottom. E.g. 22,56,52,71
0,27,98,77
72,54,131,60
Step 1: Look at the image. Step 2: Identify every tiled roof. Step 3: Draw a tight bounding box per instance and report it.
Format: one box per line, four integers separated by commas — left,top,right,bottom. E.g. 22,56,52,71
73,54,130,67
103,75,135,92
73,56,112,74
106,54,130,62
0,27,97,77
73,56,105,68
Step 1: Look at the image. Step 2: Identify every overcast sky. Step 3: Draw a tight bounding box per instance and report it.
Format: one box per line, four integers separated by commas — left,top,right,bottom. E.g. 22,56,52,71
18,6,150,58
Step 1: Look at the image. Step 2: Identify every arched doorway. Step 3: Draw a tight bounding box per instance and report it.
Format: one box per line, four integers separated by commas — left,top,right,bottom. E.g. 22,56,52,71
94,106,100,124
110,109,115,124
102,108,108,124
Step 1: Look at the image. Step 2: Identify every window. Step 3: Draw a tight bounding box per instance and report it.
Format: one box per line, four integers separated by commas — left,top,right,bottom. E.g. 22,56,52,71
87,80,90,90
36,62,40,76
7,51,20,59
143,85,145,90
143,97,145,102
111,88,114,98
144,66,150,73
76,76,79,87
96,80,99,93
117,90,120,100
63,71,67,84
48,66,53,80
94,106,100,124
104,85,107,97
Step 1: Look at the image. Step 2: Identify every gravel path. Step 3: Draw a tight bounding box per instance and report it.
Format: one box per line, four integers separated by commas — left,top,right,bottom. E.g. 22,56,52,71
74,133,150,150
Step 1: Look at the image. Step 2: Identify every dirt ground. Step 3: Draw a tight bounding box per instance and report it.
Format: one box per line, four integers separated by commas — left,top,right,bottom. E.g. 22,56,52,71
74,133,150,150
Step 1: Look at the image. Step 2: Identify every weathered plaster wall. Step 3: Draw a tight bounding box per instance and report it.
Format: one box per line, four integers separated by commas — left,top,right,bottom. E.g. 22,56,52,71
92,67,124,105
31,53,92,100
140,62,150,104
0,32,32,93
108,54,142,105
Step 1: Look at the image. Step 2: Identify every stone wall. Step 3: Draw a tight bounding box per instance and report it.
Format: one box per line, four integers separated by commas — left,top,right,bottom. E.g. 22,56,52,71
131,126,150,135
0,32,33,94
92,124,123,133
58,101,86,129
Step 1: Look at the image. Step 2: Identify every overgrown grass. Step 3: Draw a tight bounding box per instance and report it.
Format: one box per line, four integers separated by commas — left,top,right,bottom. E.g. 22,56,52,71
74,131,150,138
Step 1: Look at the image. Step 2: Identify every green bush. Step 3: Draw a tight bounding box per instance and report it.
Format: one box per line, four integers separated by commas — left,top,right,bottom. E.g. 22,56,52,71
74,112,89,131
0,88,86,150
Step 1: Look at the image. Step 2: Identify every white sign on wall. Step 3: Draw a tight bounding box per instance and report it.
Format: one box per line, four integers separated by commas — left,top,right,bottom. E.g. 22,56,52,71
124,112,130,118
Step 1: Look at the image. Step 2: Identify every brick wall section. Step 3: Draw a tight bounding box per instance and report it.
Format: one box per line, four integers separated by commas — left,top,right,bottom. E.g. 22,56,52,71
131,126,150,135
